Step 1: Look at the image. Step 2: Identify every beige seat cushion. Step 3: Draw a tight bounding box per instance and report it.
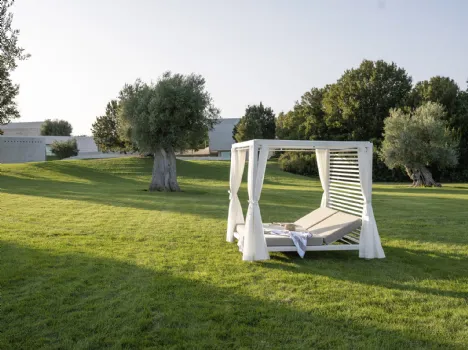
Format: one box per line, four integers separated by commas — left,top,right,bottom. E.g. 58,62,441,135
293,207,337,230
235,224,323,246
265,234,323,246
309,211,361,245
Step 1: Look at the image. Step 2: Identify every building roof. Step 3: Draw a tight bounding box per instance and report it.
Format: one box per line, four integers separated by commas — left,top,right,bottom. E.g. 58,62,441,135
1,121,43,129
208,118,240,152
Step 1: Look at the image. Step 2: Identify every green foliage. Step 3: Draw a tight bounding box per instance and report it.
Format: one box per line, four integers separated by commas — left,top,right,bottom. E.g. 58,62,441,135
322,60,412,141
409,77,468,180
92,100,130,152
40,119,73,136
50,138,79,159
0,0,29,125
410,76,460,117
118,72,219,153
233,102,275,142
276,88,328,140
380,102,458,170
278,152,318,176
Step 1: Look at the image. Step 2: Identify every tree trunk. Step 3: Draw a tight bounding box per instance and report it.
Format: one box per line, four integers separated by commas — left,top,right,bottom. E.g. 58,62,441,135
149,147,181,192
405,165,441,187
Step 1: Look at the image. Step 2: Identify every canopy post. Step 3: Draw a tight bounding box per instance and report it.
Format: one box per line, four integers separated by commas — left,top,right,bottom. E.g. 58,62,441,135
357,144,385,259
241,141,270,261
226,148,247,242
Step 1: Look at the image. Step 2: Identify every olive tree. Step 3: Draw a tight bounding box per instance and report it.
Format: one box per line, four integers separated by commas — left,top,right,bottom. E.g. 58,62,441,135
118,72,220,192
380,102,458,187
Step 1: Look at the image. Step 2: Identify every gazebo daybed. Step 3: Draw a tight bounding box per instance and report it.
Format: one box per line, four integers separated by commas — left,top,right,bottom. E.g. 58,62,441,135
226,139,385,261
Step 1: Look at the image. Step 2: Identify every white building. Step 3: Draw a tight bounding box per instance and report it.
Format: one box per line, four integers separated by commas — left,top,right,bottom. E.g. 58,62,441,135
0,121,98,162
0,136,46,163
1,121,43,136
208,118,240,158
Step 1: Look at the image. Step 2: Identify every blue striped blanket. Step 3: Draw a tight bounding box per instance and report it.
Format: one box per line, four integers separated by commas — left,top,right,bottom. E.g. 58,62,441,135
270,230,312,258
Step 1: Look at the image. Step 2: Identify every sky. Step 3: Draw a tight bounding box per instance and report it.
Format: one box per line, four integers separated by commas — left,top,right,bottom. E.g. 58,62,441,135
10,0,468,135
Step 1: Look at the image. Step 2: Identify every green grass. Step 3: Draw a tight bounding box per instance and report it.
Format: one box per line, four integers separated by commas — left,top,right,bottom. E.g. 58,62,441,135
1,157,467,349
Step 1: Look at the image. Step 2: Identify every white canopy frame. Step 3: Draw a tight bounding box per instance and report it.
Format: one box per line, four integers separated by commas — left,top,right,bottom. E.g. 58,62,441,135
226,139,385,261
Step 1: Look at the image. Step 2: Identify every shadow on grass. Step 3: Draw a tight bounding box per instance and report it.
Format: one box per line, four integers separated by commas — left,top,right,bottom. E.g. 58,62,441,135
0,171,323,222
263,246,468,300
0,242,457,349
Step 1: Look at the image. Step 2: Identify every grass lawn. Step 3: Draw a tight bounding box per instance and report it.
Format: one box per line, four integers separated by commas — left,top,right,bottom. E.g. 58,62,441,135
1,157,467,349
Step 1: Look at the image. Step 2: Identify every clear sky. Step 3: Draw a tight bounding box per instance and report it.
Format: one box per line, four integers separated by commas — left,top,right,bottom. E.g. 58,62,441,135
10,0,468,135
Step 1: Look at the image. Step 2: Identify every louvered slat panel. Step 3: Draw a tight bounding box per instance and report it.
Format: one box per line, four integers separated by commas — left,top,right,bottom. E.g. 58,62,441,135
328,148,362,244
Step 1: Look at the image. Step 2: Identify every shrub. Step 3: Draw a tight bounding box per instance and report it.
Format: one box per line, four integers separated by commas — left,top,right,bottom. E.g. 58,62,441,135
278,152,318,176
50,139,79,159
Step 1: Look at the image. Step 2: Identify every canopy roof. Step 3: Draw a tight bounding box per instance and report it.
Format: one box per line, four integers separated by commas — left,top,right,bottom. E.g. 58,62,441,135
232,139,373,151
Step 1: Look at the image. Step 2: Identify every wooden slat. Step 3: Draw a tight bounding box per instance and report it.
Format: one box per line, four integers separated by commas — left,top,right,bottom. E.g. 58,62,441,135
329,194,364,205
330,166,359,171
329,189,363,199
330,171,360,177
329,197,363,210
329,202,362,216
330,176,360,183
329,182,361,190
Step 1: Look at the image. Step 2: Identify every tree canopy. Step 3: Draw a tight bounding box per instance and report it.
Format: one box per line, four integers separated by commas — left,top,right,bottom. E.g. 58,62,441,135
40,119,73,136
118,72,220,191
0,0,29,126
322,60,412,142
233,102,275,142
50,139,79,160
92,100,129,152
276,87,328,140
380,102,458,186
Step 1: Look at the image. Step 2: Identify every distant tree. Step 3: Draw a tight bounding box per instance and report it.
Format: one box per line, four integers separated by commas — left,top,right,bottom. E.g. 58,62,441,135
410,76,468,177
322,60,412,141
233,102,275,142
91,100,129,152
118,72,220,192
276,87,328,140
50,139,79,159
0,0,30,125
380,102,458,187
409,76,460,117
40,119,73,136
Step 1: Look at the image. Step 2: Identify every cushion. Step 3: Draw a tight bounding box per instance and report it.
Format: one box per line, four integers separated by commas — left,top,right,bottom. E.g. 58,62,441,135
265,234,323,247
293,207,337,230
235,224,323,246
309,211,361,245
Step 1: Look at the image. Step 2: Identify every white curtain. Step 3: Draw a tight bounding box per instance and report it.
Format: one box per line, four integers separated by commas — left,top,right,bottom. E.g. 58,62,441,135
315,149,330,208
226,149,247,242
357,146,385,259
242,145,270,261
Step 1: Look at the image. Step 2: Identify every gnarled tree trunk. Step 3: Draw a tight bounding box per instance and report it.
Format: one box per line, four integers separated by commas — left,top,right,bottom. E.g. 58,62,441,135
149,147,181,192
405,165,441,187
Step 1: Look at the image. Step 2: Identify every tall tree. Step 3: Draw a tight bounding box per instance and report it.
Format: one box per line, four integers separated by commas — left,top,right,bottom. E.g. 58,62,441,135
276,87,328,140
380,102,458,187
409,76,459,117
92,100,128,152
322,60,412,141
40,119,73,136
118,72,220,192
233,102,275,142
0,0,29,126
409,76,468,176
